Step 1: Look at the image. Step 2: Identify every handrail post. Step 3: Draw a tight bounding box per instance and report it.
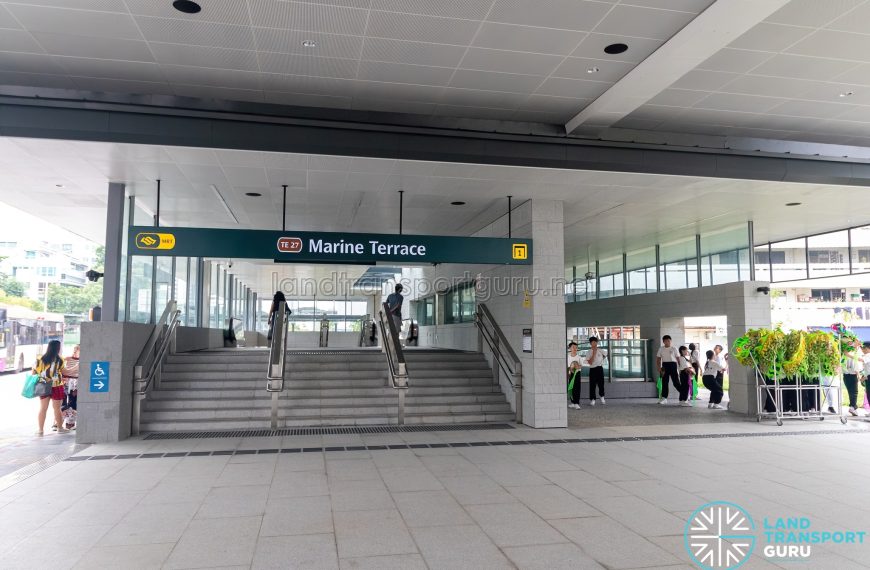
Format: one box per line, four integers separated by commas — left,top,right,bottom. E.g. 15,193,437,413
131,300,180,437
474,303,523,425
379,302,409,424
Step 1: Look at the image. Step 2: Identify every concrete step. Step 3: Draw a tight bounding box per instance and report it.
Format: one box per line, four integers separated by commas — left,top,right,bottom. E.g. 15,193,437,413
144,393,508,409
141,402,513,421
140,411,516,431
147,384,501,400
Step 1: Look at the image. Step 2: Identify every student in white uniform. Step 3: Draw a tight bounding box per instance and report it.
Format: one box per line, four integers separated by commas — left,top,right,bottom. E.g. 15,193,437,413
567,342,583,409
702,349,725,409
677,346,693,406
713,344,727,400
655,335,681,405
844,348,862,416
689,343,701,398
585,336,608,406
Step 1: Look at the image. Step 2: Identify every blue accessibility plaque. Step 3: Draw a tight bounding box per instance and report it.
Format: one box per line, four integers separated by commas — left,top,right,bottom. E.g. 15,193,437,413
89,361,109,393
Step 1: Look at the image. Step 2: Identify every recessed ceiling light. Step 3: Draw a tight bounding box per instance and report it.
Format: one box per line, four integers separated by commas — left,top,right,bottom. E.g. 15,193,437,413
172,0,201,14
839,91,854,97
245,192,262,197
604,43,628,55
301,40,317,48
451,201,466,206
786,202,801,206
55,184,64,188
586,66,600,74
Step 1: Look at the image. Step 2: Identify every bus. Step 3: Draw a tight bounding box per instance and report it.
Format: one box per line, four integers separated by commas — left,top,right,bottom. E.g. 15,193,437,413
0,304,65,373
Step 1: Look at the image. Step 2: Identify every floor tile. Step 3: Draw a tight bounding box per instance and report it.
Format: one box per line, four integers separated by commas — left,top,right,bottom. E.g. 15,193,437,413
438,475,517,506
503,542,605,570
508,484,602,520
252,533,339,569
333,509,418,559
215,461,275,487
330,478,395,512
392,490,474,528
99,501,201,546
411,524,514,570
379,466,444,492
164,516,262,569
196,484,269,519
339,553,428,570
550,517,681,569
465,502,567,547
73,542,175,570
260,495,334,536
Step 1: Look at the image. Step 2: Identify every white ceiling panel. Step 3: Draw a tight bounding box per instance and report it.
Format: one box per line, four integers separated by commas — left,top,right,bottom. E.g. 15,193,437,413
449,69,544,94
571,33,663,63
0,4,20,29
487,0,611,31
472,22,586,55
31,33,154,61
361,39,466,68
764,0,865,27
593,4,697,40
136,18,257,51
366,11,479,44
536,77,612,99
6,4,142,40
371,0,492,20
553,57,635,82
0,29,43,53
728,22,812,52
460,48,564,77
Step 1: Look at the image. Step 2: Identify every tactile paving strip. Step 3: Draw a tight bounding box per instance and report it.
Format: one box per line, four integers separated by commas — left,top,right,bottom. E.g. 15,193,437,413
73,428,868,461
144,423,516,440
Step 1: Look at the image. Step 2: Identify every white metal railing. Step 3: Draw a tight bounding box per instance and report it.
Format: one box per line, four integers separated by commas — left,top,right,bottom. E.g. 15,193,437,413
266,301,289,429
132,300,181,436
378,302,409,424
475,303,523,424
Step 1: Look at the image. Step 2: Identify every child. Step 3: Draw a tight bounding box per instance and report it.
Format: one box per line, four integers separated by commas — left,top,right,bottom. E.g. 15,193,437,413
61,345,80,430
702,350,725,409
677,346,693,406
655,335,680,405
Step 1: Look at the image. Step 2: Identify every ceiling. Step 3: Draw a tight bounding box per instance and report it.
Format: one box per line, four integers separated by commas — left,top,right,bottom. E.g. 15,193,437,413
0,0,709,124
1,1,868,147
3,136,870,274
611,0,870,146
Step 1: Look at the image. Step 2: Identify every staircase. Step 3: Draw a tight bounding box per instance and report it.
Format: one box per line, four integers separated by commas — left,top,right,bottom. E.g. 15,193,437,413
139,348,515,432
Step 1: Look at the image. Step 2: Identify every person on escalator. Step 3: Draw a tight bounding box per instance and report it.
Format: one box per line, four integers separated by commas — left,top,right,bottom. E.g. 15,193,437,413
267,291,291,342
385,284,404,340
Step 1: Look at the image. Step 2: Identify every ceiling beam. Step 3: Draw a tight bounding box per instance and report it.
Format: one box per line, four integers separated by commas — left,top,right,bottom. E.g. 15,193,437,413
565,0,791,136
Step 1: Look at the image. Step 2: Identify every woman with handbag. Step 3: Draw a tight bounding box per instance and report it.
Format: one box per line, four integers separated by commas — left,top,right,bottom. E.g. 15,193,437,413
32,340,68,436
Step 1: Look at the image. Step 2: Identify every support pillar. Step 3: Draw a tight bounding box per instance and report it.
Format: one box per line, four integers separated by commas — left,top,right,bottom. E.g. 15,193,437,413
101,182,125,321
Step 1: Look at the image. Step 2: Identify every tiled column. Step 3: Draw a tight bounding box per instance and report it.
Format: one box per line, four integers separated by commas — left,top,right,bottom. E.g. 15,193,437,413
523,200,567,428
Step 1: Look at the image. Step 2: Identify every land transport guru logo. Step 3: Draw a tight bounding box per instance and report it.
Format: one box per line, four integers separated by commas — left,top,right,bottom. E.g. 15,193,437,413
685,502,755,569
684,501,866,569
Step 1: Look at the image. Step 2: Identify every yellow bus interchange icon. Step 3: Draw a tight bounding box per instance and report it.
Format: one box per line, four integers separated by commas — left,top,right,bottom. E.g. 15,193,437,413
512,243,528,260
136,233,176,251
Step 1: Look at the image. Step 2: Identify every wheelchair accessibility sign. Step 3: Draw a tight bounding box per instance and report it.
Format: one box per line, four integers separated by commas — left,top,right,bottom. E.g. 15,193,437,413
90,361,110,393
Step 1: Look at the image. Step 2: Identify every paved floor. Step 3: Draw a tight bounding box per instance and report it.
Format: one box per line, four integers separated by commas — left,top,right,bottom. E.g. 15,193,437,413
1,415,869,569
0,371,78,479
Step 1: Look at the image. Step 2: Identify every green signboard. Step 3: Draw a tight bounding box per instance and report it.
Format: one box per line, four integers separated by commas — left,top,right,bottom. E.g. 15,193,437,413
129,226,532,265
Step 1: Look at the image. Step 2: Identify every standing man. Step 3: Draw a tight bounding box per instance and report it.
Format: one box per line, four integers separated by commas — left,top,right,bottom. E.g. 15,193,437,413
656,335,681,405
586,336,608,406
385,284,404,340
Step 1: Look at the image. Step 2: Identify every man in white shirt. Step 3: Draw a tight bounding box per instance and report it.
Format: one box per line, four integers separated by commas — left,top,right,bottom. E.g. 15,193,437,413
843,348,862,416
585,336,608,406
656,335,680,405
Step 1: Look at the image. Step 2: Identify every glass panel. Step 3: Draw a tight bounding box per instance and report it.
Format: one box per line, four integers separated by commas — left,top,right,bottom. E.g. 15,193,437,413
175,257,188,323
701,256,712,287
738,248,750,281
753,244,772,282
460,284,475,322
711,250,739,285
701,225,749,255
851,226,870,274
187,259,199,327
808,230,849,278
154,257,172,317
129,256,153,324
663,260,687,290
627,267,655,294
770,238,807,282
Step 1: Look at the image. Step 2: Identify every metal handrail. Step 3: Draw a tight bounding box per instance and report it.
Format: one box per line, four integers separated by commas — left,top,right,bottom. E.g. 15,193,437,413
132,300,181,436
266,301,289,429
378,302,409,424
475,303,523,424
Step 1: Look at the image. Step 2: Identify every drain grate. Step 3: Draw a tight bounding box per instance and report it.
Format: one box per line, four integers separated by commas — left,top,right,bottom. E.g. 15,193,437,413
144,423,516,440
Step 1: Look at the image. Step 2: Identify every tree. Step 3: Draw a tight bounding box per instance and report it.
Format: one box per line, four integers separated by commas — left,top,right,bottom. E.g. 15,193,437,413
94,245,105,271
47,283,103,316
0,274,26,298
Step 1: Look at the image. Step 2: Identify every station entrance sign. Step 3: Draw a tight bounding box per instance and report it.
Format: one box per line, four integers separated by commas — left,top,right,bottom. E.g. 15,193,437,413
130,227,532,265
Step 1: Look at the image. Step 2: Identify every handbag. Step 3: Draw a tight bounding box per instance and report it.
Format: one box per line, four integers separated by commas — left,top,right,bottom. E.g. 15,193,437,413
21,374,39,398
33,380,53,398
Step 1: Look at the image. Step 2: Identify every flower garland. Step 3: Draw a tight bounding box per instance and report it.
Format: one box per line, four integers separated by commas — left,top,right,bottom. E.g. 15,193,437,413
732,327,840,379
